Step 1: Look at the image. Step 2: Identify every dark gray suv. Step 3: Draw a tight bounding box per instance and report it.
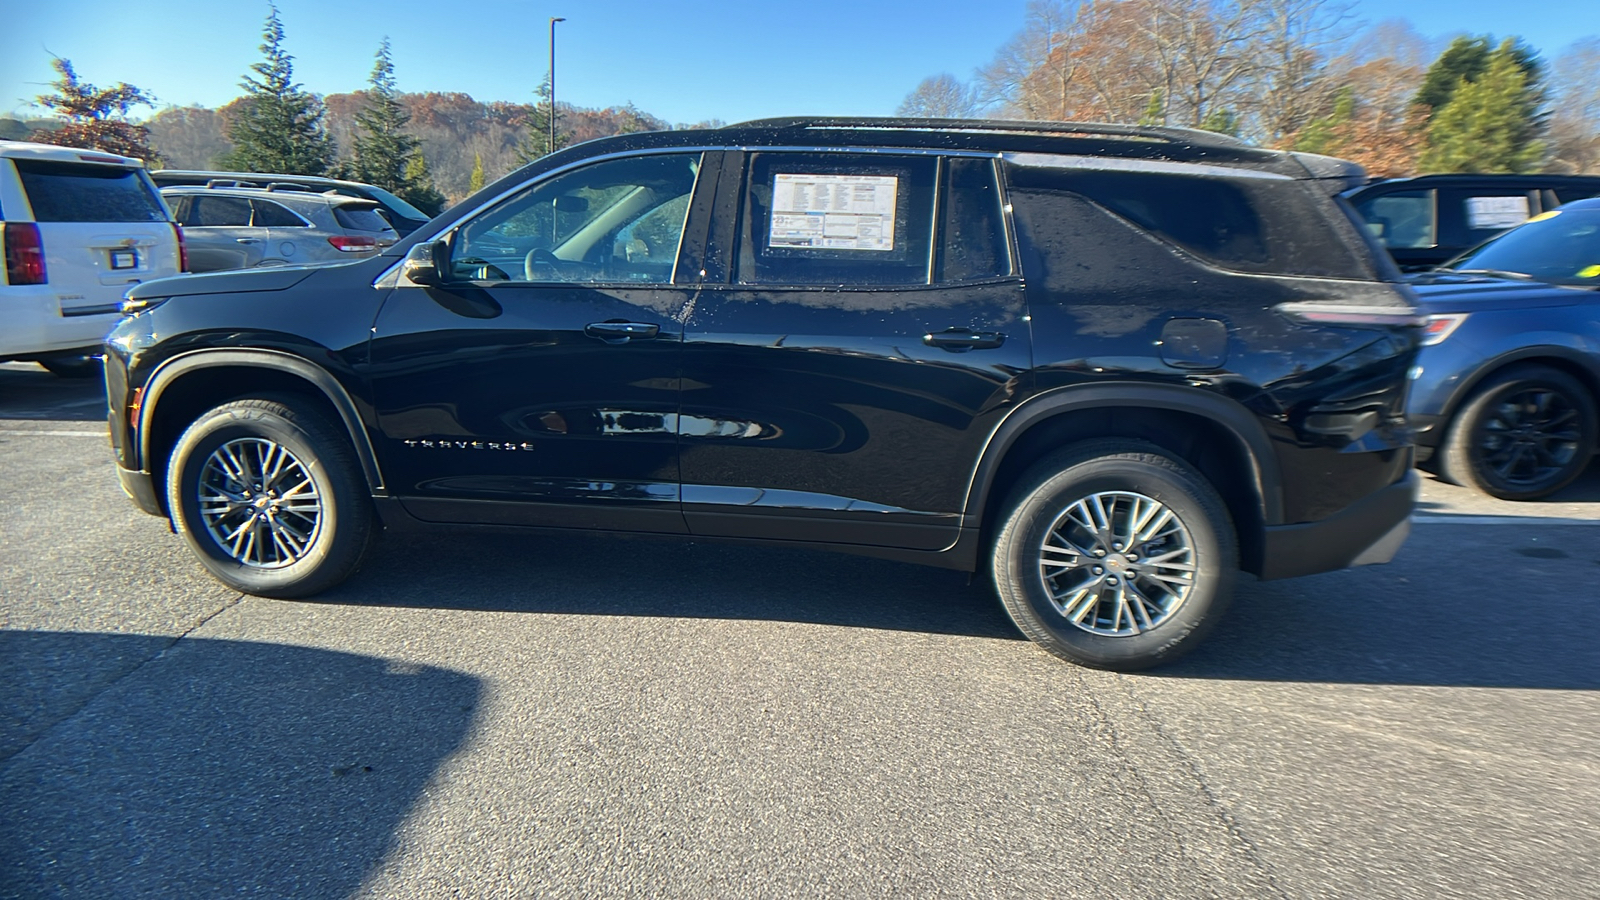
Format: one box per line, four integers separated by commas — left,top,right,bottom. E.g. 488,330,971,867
162,185,398,272
108,118,1421,670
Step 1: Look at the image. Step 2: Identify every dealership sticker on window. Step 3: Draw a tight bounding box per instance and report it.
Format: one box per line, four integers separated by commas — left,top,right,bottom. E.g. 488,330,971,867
769,173,898,251
1466,195,1530,230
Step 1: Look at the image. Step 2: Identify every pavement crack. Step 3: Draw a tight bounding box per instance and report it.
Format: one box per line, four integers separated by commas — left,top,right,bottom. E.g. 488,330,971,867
0,592,246,773
1082,671,1292,900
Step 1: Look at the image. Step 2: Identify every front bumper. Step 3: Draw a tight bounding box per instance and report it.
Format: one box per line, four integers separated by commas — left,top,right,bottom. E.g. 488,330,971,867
1257,469,1418,581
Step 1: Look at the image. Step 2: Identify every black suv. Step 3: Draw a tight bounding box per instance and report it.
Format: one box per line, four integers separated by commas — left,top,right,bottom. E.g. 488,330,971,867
1345,173,1600,271
107,118,1420,670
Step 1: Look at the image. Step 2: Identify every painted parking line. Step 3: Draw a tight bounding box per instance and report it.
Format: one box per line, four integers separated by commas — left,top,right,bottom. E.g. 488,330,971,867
0,430,106,437
1413,515,1600,526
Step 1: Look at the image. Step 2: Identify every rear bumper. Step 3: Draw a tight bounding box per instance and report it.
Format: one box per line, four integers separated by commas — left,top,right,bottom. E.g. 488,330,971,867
1257,470,1418,581
0,287,124,359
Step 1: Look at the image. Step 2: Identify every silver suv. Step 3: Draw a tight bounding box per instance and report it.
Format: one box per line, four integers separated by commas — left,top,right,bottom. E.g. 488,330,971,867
161,184,397,272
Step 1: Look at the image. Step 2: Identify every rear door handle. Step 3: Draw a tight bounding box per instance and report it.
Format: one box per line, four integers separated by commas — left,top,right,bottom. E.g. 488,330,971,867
235,238,261,244
924,328,1006,352
585,321,660,343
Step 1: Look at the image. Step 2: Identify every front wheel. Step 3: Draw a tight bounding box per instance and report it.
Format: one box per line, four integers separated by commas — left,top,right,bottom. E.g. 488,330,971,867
166,397,376,598
991,441,1237,671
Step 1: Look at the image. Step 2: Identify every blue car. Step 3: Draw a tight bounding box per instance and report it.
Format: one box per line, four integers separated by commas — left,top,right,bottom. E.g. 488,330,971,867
1407,197,1600,499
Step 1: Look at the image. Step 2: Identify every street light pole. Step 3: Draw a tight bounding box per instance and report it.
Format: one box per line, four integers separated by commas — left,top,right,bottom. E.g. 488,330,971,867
548,16,565,157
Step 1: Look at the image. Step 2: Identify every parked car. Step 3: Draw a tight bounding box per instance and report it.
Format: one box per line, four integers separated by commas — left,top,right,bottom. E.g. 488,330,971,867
150,169,433,236
1407,197,1600,499
161,184,397,272
1,140,184,376
1345,173,1600,272
106,117,1420,671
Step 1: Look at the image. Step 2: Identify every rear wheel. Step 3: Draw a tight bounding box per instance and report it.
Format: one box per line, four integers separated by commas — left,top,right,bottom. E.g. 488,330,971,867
166,397,375,597
1438,366,1597,500
991,441,1237,671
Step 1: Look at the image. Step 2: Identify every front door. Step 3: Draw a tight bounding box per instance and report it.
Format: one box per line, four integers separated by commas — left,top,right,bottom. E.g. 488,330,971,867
367,151,712,533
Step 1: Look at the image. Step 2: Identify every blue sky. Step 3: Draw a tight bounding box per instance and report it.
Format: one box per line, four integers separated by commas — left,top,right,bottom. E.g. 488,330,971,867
3,0,1597,125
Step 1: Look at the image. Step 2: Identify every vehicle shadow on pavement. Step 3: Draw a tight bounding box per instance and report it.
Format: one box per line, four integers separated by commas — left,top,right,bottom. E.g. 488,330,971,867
0,363,108,422
0,631,482,897
321,531,1025,642
1153,527,1600,690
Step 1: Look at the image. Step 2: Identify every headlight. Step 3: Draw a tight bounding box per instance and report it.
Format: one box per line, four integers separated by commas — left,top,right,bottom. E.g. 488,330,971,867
1419,313,1468,346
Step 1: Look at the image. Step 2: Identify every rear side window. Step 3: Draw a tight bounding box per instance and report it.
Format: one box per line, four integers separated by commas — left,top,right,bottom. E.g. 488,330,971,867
333,205,390,232
1008,163,1374,279
252,200,307,227
736,152,936,286
15,160,167,223
938,157,1009,282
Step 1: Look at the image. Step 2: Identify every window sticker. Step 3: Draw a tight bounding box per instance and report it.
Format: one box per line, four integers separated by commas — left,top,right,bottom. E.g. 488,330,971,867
768,173,898,251
1465,195,1530,230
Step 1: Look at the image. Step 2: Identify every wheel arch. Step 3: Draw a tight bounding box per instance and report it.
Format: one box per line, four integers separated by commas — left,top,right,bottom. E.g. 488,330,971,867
139,349,385,509
964,384,1283,576
1439,346,1600,427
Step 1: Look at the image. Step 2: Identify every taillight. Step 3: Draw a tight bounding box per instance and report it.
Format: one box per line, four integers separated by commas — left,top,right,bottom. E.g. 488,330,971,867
173,223,188,272
4,222,48,285
328,235,378,252
1274,301,1423,328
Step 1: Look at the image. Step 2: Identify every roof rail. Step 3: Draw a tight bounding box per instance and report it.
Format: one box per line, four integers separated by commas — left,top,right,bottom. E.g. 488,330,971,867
723,116,1251,149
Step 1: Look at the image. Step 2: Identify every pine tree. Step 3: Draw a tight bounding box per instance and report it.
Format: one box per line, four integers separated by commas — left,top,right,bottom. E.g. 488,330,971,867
1419,46,1546,173
221,3,334,175
468,152,486,194
399,153,448,216
352,39,418,191
29,58,158,161
515,76,567,164
1137,90,1165,127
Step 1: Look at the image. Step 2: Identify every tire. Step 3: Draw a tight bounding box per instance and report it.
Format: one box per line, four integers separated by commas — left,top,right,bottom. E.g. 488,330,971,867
38,355,102,378
991,440,1238,671
166,397,376,598
1437,365,1597,501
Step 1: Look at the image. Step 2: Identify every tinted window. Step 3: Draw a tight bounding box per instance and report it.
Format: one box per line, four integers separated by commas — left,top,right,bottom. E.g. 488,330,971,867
1440,189,1532,246
253,200,307,227
938,157,1009,282
1354,190,1435,249
15,160,167,223
1008,163,1373,279
186,196,253,227
736,153,935,286
454,152,700,284
333,205,391,232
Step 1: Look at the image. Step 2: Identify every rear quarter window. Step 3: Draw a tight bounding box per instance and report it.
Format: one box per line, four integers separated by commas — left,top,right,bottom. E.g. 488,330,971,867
333,205,390,232
15,160,168,223
1007,163,1375,280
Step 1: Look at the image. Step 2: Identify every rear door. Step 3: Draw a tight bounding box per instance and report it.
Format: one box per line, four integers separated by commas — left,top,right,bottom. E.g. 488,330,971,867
13,157,179,314
678,151,1030,551
176,195,268,271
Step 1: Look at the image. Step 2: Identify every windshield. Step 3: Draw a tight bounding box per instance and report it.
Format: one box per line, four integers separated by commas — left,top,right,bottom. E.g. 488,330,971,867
361,185,428,222
1445,207,1600,287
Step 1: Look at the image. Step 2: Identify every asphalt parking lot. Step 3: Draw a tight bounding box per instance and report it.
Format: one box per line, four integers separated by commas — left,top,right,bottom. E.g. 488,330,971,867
3,360,1598,899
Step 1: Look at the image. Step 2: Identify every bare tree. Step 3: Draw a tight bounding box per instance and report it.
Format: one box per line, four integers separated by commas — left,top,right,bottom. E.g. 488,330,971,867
1546,39,1600,174
897,74,981,118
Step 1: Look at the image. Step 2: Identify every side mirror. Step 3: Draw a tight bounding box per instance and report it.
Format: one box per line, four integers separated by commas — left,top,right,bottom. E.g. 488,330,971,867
401,240,450,286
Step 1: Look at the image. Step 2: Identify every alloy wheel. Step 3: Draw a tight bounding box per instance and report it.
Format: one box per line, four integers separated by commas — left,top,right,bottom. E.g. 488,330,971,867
1036,491,1197,636
197,437,323,568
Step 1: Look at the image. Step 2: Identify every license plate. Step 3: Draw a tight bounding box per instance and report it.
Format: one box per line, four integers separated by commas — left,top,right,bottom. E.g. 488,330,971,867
110,250,137,269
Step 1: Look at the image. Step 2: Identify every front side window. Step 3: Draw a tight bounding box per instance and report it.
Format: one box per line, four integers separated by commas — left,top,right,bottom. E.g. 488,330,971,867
735,153,936,286
452,152,700,285
185,196,253,227
1356,190,1435,249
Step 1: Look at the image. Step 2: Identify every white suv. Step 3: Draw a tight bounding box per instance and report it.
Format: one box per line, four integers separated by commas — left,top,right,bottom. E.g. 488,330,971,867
1,141,184,376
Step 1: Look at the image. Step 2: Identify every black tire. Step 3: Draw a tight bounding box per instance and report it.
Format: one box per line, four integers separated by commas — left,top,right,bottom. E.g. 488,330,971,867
991,440,1238,671
166,397,376,598
38,355,102,378
1437,365,1597,501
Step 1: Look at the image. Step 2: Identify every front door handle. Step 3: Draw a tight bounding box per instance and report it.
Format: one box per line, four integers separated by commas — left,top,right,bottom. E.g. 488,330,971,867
924,327,1006,352
585,321,660,344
